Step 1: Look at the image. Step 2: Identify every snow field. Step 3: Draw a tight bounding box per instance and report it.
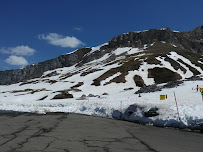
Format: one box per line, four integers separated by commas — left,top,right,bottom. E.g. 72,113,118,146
0,47,203,130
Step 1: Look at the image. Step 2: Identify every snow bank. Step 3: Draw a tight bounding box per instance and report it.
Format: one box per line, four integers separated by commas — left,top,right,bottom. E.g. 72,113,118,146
0,80,203,131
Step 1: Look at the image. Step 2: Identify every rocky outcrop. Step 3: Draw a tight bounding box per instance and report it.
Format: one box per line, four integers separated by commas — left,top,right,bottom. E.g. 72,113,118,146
108,26,203,54
135,80,184,94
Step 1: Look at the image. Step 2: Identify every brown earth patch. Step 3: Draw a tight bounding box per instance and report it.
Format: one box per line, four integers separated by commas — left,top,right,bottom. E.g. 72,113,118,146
71,82,84,89
92,59,141,86
177,59,201,75
133,75,145,87
148,67,182,84
38,95,48,101
80,69,103,76
52,92,73,99
59,72,79,80
164,56,187,73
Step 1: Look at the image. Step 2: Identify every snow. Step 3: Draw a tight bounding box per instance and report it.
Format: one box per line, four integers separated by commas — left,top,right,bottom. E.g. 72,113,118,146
114,47,129,55
89,43,109,54
134,30,148,33
65,49,79,55
156,56,186,79
100,72,121,85
172,44,177,48
198,60,203,64
0,79,203,130
113,47,145,56
0,48,203,131
88,53,111,64
150,42,155,46
168,52,203,75
143,44,148,49
128,48,144,55
173,30,180,33
160,28,167,30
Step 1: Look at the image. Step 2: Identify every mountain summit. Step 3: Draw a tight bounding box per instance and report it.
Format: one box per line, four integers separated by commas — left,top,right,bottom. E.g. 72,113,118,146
0,26,203,86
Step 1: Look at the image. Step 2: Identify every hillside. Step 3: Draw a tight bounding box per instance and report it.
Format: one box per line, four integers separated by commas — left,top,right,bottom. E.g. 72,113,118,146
0,26,203,85
0,26,203,131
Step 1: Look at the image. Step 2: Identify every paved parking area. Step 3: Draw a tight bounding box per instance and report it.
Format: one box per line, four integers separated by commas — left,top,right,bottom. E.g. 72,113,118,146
0,113,202,152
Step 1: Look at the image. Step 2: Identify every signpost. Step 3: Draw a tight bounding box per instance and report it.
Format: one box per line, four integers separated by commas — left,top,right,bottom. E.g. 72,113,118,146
173,91,181,121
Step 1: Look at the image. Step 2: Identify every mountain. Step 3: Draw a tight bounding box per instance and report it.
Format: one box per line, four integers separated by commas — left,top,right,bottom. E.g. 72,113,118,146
0,26,203,130
0,26,203,86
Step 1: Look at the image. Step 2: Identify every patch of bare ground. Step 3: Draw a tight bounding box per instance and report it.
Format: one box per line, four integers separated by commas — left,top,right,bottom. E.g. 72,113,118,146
175,50,203,71
133,75,145,87
41,71,59,78
59,72,79,80
177,58,201,75
80,69,103,76
52,91,73,99
148,67,182,84
92,58,141,86
38,95,48,101
19,80,40,86
12,88,50,96
164,56,187,73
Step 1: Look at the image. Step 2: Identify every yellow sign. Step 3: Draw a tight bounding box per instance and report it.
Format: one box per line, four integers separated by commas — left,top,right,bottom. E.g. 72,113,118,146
160,95,165,100
200,88,203,91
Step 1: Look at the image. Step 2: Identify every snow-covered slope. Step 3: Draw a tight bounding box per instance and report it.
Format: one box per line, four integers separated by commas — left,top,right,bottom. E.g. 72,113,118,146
1,27,203,131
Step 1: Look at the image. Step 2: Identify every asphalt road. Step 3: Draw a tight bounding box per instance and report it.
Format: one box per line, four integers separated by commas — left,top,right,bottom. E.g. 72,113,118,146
0,113,202,152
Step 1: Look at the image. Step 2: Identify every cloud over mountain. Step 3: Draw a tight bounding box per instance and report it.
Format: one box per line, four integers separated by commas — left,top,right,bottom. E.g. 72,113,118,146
0,45,36,56
5,55,28,66
38,33,84,48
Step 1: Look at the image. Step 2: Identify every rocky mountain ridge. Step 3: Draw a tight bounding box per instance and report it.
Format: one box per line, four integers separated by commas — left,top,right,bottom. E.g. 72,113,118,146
0,26,203,85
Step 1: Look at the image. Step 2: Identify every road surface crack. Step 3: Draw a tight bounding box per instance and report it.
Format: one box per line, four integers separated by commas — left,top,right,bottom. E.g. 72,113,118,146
11,113,68,152
0,126,29,146
125,130,158,152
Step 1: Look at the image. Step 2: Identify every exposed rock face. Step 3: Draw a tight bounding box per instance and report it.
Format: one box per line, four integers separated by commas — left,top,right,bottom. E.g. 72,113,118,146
0,26,203,85
108,26,203,54
0,48,91,85
190,26,203,39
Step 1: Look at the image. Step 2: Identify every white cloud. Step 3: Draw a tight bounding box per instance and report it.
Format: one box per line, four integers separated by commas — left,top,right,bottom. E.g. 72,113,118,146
38,33,84,48
0,45,36,56
73,27,81,31
5,55,28,66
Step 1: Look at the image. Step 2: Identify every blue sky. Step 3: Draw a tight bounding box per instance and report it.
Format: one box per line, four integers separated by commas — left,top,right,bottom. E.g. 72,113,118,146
0,0,203,71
